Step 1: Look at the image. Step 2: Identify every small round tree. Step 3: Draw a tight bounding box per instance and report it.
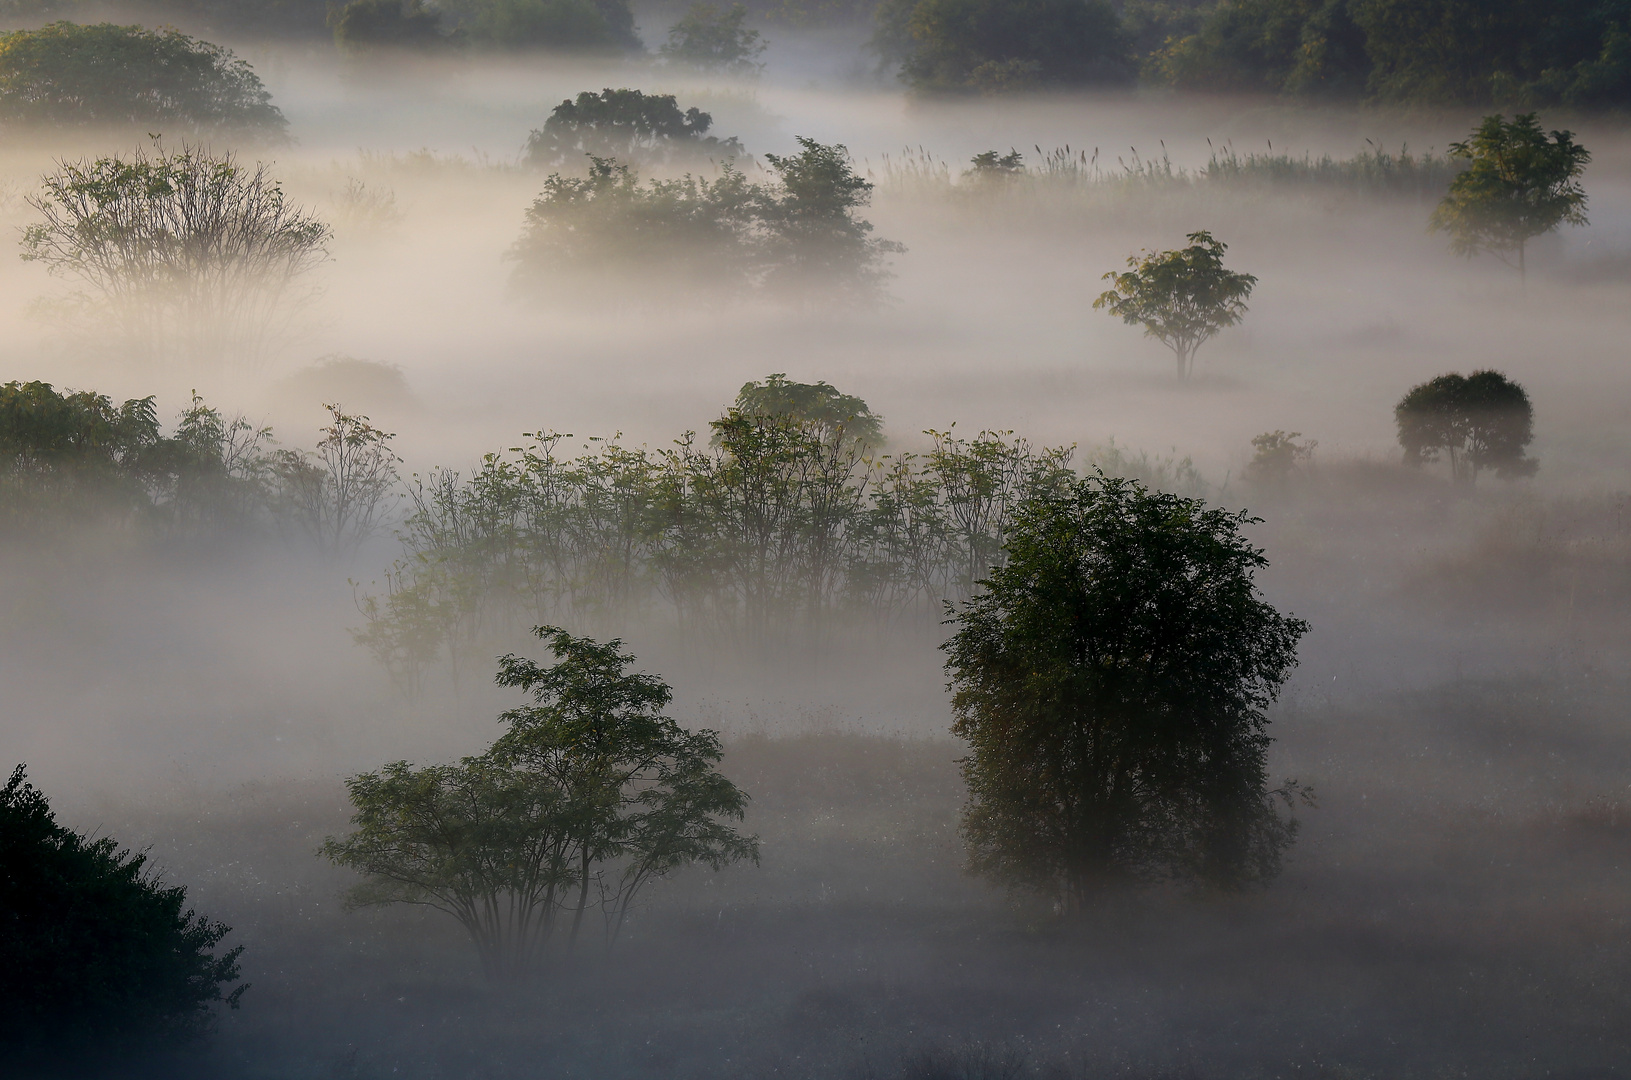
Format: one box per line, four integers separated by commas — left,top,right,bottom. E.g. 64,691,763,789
523,88,743,170
0,22,286,138
1430,113,1590,280
944,472,1310,906
1395,370,1537,485
660,2,765,75
1094,231,1257,382
0,766,247,1072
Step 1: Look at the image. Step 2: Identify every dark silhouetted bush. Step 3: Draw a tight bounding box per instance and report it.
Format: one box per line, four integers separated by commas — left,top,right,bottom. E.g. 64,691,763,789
0,765,247,1073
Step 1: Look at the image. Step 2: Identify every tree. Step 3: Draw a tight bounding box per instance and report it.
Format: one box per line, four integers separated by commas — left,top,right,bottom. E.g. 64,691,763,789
270,403,400,559
0,22,286,138
728,372,884,450
21,142,332,367
759,136,904,299
944,472,1310,905
458,0,640,50
660,2,766,74
1395,370,1537,485
1429,113,1590,279
0,765,247,1074
1245,430,1316,487
873,0,1129,92
523,88,743,170
1094,231,1257,382
322,629,757,977
331,0,453,51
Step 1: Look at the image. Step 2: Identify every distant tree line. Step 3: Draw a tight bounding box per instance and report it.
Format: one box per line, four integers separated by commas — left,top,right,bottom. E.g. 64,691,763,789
874,0,1631,103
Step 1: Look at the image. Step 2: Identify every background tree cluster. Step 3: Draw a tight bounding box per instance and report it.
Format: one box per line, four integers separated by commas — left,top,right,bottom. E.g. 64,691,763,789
0,380,400,555
510,135,902,301
0,765,246,1075
0,22,287,137
323,628,758,977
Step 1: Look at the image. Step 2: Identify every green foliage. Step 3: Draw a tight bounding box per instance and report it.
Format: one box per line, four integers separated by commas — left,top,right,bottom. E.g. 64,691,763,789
0,381,273,538
524,88,744,170
874,0,1130,92
350,380,1233,683
1149,0,1631,106
331,0,453,51
321,629,757,976
1429,113,1590,277
759,136,904,296
1395,370,1537,485
510,139,900,300
943,473,1310,903
1094,230,1257,382
1246,430,1316,486
20,142,331,366
441,0,640,50
269,403,400,559
0,22,286,137
660,2,766,73
0,765,246,1071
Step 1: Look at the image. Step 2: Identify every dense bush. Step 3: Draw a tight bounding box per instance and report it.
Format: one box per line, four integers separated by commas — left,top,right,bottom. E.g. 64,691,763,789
0,22,287,137
0,765,246,1072
350,375,1205,687
874,0,1131,91
510,137,899,300
523,88,744,169
660,2,766,74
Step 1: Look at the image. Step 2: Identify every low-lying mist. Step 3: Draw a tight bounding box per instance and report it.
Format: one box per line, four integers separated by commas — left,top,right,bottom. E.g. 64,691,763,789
3,33,1631,1080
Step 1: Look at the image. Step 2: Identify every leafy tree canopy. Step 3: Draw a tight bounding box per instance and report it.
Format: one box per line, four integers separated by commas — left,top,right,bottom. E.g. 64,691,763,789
944,473,1310,905
0,765,247,1073
440,0,640,51
874,0,1131,92
524,88,743,169
1429,113,1589,277
322,628,758,976
0,22,287,137
1395,370,1537,484
728,372,884,449
660,1,766,73
1094,230,1257,382
331,0,454,51
1152,0,1631,106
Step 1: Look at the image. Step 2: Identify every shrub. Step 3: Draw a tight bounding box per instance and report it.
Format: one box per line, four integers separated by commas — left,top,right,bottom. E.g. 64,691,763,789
523,88,744,170
21,142,331,367
0,765,247,1072
0,22,286,138
660,1,766,74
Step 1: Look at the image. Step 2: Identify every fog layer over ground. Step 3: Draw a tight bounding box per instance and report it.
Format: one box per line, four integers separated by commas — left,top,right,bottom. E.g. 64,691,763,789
2,40,1630,1078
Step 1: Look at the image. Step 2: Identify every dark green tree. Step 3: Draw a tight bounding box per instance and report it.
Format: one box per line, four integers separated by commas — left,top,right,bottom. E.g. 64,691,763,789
1429,113,1590,279
0,766,247,1073
660,2,766,74
524,88,743,169
874,0,1130,92
944,473,1310,905
759,137,904,298
1395,370,1537,485
0,22,286,137
322,628,757,976
728,372,884,450
331,0,452,51
1094,231,1257,382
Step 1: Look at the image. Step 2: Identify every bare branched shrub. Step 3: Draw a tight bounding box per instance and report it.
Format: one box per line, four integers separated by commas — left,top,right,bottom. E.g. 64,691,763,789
21,142,332,367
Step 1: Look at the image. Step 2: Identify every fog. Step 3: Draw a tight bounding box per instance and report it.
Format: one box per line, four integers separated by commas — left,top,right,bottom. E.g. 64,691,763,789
3,17,1631,1079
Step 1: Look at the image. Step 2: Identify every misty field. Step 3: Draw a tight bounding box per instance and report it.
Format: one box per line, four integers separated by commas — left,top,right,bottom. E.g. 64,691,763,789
3,10,1631,1080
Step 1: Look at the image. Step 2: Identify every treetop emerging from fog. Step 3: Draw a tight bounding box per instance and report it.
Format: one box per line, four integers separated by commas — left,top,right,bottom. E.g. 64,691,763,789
0,22,286,138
